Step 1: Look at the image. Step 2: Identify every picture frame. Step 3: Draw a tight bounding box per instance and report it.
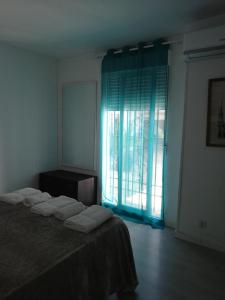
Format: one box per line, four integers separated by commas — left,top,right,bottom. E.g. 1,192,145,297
206,77,225,147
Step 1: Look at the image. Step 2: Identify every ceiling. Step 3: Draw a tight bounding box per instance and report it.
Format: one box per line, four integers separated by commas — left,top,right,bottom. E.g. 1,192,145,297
0,0,225,58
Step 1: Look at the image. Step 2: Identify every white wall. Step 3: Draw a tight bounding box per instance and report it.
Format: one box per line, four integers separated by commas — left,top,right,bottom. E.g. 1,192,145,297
176,55,225,252
0,43,58,193
57,47,185,227
165,44,186,227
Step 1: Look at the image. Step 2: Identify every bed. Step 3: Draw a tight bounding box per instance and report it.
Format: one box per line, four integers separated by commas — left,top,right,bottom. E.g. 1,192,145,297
0,202,138,300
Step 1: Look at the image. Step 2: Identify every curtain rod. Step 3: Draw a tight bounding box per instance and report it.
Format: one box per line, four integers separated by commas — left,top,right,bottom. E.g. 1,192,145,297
97,39,182,58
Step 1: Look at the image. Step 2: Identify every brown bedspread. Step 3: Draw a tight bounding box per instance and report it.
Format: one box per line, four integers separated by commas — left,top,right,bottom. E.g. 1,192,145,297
0,202,138,300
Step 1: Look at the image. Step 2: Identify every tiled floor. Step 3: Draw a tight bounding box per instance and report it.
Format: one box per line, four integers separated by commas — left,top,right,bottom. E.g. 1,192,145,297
108,220,225,300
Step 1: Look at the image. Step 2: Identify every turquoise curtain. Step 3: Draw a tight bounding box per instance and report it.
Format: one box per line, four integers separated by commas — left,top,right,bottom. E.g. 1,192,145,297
101,42,168,228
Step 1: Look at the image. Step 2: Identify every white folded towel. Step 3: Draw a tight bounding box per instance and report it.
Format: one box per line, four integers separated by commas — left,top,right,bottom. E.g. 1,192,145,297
0,192,25,205
31,202,57,216
64,205,113,233
23,192,51,207
15,187,42,196
54,201,86,221
31,195,76,216
0,187,42,205
47,195,76,207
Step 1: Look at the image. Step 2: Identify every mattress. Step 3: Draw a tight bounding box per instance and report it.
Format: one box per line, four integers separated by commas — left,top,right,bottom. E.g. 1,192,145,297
0,202,138,300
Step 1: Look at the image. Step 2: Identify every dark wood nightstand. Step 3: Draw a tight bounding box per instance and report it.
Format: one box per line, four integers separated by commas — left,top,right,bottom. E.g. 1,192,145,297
39,170,97,206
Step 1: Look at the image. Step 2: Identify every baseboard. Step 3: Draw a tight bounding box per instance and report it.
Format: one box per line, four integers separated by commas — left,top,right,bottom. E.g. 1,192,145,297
175,230,225,254
165,221,176,229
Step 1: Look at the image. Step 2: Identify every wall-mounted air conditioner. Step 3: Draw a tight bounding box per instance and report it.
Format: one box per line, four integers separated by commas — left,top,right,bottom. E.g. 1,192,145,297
183,25,225,59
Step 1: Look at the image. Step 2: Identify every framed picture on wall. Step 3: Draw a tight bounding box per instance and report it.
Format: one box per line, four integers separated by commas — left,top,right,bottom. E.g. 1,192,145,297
206,77,225,147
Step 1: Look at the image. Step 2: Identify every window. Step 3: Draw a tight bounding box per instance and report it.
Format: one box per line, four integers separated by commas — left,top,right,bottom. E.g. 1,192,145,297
101,44,168,227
